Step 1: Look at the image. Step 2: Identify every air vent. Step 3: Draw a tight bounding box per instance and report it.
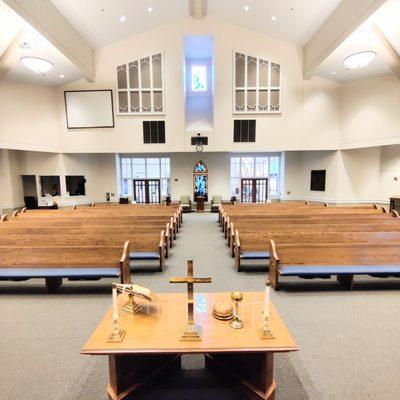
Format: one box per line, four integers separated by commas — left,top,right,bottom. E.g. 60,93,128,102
234,120,256,142
143,121,165,144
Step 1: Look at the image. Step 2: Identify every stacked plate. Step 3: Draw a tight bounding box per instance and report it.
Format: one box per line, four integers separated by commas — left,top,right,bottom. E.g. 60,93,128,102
212,302,234,321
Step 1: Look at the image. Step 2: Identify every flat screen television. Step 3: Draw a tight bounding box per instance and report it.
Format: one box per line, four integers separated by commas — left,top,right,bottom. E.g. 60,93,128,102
310,170,326,191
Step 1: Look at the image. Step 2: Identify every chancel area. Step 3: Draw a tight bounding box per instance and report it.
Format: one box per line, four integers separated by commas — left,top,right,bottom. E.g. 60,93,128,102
1,0,400,399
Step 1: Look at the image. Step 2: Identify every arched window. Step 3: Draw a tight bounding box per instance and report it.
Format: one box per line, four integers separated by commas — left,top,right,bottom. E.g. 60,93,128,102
193,160,208,201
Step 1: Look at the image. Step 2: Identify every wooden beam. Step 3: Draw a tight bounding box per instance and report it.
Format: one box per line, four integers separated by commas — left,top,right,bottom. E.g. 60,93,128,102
372,24,400,79
0,29,26,82
189,0,207,19
303,0,388,80
3,0,94,82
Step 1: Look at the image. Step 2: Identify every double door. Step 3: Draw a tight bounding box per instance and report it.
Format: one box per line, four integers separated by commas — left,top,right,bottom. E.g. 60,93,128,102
240,178,268,203
133,179,161,204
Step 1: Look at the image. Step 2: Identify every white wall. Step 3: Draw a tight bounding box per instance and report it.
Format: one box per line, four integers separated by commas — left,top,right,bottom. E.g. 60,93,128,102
169,152,231,200
17,152,117,205
284,150,339,202
0,149,24,211
340,75,400,149
0,82,61,152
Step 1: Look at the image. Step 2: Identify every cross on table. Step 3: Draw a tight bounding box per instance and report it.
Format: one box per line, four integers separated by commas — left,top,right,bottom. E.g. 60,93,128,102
169,260,211,341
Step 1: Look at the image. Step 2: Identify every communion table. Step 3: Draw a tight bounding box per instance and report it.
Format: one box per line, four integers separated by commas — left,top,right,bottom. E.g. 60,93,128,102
81,292,298,400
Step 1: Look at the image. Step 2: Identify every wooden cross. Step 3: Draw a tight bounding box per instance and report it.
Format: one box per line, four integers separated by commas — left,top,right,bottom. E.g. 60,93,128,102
169,260,211,340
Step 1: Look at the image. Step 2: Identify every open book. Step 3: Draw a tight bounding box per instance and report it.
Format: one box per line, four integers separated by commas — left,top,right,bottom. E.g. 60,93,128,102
115,283,159,303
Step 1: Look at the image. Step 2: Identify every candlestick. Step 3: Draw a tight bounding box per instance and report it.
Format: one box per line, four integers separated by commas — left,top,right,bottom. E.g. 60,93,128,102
112,283,119,319
107,282,126,343
264,281,270,318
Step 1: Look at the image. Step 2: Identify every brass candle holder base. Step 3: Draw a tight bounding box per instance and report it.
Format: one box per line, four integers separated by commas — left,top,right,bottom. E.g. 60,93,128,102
180,323,202,341
122,294,142,316
230,316,244,329
258,316,275,339
107,318,126,343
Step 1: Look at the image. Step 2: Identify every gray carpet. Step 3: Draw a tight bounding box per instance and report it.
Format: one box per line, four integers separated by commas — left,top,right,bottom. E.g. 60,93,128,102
0,213,399,400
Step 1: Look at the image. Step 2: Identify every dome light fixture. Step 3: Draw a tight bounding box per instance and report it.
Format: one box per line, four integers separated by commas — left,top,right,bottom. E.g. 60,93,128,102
20,56,53,74
343,51,376,69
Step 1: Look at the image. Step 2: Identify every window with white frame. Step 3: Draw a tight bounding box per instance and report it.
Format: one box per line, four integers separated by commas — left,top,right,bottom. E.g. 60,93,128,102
117,155,170,197
230,154,281,198
117,53,164,115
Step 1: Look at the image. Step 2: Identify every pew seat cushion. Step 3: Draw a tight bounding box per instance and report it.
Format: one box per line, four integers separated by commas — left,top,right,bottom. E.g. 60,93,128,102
279,264,400,276
241,251,270,260
0,268,121,281
130,252,160,260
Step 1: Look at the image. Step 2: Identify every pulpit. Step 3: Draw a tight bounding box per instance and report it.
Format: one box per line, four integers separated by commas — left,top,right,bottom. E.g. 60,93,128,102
196,196,205,212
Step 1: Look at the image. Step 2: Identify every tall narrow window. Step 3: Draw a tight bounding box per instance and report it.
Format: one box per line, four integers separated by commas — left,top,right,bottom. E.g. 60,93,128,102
193,160,208,201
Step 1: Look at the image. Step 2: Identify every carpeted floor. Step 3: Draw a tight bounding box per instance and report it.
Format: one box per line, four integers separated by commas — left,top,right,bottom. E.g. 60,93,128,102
0,212,399,400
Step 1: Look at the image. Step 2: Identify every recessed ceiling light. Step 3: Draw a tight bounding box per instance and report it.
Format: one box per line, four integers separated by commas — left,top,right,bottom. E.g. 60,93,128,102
244,5,250,11
271,15,277,21
20,56,53,74
147,6,153,13
331,71,336,75
59,74,65,79
343,51,376,69
119,15,126,22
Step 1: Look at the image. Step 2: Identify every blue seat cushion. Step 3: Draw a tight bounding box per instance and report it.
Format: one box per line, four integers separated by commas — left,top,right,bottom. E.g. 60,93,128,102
130,252,160,260
280,264,400,276
241,251,270,260
0,268,121,280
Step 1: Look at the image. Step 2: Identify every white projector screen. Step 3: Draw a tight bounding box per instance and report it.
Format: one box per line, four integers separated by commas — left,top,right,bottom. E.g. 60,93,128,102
64,90,115,129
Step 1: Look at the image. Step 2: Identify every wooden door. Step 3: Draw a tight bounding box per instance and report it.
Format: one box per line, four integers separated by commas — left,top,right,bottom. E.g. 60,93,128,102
133,179,161,204
241,178,268,203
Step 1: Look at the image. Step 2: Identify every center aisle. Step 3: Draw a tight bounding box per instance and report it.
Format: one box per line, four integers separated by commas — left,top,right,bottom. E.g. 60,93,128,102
134,212,267,293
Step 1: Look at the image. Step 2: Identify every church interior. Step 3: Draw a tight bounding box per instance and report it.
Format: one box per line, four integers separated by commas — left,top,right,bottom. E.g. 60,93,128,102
1,0,400,399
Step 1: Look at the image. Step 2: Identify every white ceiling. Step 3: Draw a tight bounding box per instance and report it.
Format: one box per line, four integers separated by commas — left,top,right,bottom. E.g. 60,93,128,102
49,0,343,49
0,1,83,86
316,0,400,83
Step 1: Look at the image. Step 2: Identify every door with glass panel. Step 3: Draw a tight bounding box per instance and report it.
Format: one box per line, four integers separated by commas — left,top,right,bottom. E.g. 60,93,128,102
240,178,268,203
133,179,161,204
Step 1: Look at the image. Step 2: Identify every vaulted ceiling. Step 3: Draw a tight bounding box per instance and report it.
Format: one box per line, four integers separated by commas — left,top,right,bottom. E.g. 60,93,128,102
1,0,400,86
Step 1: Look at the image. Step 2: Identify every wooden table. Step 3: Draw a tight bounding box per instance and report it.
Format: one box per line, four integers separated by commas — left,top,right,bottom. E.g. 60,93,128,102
81,292,298,400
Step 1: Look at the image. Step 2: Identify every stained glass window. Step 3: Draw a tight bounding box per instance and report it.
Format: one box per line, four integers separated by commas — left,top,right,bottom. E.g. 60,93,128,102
194,175,207,197
194,160,207,173
191,65,207,91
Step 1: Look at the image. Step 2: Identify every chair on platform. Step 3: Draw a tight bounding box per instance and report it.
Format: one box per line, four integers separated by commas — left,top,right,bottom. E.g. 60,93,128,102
211,195,222,213
180,196,192,213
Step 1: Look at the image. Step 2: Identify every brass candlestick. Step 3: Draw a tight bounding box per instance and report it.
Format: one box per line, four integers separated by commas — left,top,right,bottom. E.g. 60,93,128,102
107,315,126,343
230,292,244,329
258,312,275,339
169,260,211,341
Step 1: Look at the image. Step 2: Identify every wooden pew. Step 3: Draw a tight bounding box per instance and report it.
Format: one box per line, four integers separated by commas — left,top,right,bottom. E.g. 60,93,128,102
0,232,166,271
227,214,398,245
234,231,400,271
269,241,400,290
0,242,131,292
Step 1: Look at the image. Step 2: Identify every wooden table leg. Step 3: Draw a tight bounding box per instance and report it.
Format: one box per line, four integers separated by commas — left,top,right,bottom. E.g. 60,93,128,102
107,353,181,400
205,352,276,400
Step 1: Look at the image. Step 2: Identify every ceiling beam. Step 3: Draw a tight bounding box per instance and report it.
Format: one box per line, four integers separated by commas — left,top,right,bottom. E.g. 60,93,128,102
303,0,388,80
3,0,94,82
0,29,26,82
372,24,400,79
189,0,207,19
